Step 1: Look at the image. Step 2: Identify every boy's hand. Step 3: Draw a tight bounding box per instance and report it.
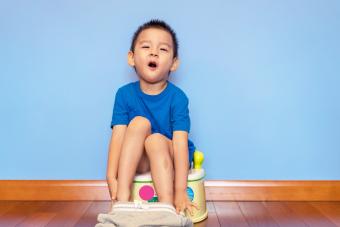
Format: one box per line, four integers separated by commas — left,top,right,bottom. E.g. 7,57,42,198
174,190,199,216
107,178,118,201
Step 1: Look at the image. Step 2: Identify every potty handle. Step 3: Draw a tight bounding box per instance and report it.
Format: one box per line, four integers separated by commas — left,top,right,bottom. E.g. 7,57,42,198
193,150,204,169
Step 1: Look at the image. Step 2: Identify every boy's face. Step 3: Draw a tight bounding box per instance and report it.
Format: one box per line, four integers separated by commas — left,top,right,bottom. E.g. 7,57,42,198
128,28,179,84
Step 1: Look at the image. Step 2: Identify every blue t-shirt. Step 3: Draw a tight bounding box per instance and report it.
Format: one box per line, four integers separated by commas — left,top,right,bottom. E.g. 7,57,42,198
111,80,195,163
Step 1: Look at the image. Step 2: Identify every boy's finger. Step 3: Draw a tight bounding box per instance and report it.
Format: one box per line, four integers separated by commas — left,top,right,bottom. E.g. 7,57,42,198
192,202,200,210
180,205,186,215
179,207,185,212
179,209,185,216
187,206,193,216
176,207,180,214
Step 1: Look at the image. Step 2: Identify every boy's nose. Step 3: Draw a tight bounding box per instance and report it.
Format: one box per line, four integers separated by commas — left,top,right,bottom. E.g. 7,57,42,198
150,49,158,57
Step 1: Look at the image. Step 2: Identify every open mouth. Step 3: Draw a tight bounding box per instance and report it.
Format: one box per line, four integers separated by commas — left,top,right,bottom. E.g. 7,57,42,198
148,61,158,69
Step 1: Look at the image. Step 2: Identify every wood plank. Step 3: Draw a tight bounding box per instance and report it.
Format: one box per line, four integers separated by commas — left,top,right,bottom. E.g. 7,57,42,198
0,201,46,226
310,202,340,226
214,201,249,227
16,212,56,227
1,180,340,201
0,180,109,201
285,202,337,227
74,201,111,227
1,201,340,226
205,180,340,201
44,201,92,227
238,202,279,227
0,201,19,217
262,201,307,227
194,201,220,227
15,201,76,227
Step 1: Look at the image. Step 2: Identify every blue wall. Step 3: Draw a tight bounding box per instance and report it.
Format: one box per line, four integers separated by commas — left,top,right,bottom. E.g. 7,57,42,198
1,1,339,180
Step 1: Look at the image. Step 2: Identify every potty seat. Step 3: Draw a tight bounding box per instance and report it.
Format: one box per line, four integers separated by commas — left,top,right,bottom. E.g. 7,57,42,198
131,150,208,223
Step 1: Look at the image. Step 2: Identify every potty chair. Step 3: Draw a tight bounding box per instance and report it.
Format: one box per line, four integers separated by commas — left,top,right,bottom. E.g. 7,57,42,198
131,150,208,223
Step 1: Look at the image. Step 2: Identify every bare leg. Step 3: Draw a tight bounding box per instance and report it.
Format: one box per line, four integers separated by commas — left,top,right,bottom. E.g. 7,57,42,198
145,133,174,204
116,116,151,201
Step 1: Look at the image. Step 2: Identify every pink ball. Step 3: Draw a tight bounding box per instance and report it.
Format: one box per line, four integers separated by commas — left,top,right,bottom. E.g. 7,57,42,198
139,185,155,201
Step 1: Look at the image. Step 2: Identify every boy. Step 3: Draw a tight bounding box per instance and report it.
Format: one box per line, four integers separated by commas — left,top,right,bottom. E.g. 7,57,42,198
106,19,197,215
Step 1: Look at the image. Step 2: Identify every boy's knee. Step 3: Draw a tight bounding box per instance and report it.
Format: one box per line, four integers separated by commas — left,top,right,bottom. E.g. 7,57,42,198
145,133,164,146
128,116,151,132
145,134,174,161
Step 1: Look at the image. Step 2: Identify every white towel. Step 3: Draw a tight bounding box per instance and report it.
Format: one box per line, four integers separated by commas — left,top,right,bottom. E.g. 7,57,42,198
95,201,193,227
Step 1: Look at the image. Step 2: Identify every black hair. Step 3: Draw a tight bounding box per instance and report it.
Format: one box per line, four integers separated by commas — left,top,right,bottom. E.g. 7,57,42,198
130,19,178,58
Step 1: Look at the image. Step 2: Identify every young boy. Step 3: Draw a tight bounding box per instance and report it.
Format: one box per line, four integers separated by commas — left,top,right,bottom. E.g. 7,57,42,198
106,19,197,215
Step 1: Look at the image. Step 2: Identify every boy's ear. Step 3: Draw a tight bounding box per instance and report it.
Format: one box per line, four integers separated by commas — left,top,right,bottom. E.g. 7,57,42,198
170,58,180,72
127,51,135,67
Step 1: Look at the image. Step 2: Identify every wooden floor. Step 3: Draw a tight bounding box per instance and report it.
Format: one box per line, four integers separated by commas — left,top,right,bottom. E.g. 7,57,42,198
0,201,339,226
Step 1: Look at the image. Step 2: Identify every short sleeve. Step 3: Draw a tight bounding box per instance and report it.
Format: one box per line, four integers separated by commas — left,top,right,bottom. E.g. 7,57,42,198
110,88,129,128
171,93,191,132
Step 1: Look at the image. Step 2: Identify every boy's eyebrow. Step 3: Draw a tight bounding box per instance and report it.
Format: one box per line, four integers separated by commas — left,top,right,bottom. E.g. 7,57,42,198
138,40,172,48
159,42,172,48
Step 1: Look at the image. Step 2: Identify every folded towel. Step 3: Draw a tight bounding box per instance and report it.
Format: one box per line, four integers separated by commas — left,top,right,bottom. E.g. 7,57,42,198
95,201,193,227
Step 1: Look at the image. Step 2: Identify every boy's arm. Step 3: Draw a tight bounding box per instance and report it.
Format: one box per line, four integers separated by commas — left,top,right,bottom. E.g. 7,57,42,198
173,130,189,193
106,125,127,200
173,130,198,215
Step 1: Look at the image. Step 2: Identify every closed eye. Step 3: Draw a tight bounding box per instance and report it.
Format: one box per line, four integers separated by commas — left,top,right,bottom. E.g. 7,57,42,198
142,46,150,49
160,48,168,52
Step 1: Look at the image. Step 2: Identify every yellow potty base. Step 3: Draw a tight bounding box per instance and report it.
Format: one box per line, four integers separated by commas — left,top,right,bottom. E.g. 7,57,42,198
132,169,208,223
